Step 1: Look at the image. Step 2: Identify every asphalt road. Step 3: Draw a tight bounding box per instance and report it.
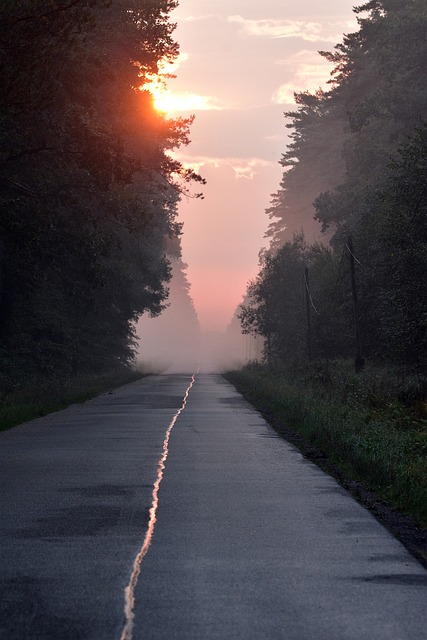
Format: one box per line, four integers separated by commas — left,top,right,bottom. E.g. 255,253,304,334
0,373,426,640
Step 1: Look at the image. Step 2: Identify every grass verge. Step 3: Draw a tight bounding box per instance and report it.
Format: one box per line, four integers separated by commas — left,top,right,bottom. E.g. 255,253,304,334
0,368,145,432
225,361,427,566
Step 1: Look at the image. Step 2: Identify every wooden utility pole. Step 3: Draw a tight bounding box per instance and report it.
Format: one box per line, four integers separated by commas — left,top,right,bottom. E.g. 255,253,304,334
304,267,312,362
347,236,365,373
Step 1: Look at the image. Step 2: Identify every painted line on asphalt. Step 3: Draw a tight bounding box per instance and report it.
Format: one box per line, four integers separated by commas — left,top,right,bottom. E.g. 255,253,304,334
120,373,197,640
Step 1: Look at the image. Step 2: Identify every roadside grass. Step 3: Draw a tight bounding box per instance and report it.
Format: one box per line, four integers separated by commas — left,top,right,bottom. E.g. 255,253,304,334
0,368,145,432
225,362,427,529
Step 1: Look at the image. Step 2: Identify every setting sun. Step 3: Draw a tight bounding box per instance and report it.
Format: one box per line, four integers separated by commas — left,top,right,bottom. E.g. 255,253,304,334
145,54,224,114
151,87,221,114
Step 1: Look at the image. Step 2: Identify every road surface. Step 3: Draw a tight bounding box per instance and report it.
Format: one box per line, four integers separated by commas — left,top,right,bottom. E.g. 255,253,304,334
0,373,426,639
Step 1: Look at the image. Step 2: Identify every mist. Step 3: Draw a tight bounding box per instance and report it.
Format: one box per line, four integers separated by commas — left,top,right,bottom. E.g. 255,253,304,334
136,273,263,374
136,322,262,375
136,308,201,374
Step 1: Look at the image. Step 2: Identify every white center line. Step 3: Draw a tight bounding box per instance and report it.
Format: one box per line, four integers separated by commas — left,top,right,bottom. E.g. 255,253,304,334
119,373,197,640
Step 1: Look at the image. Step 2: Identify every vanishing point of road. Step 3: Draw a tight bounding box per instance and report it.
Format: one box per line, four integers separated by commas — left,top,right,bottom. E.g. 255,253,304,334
0,373,426,639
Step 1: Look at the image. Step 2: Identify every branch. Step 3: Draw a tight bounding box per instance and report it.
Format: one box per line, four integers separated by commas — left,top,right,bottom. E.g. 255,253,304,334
1,1,89,25
1,146,55,167
2,178,37,196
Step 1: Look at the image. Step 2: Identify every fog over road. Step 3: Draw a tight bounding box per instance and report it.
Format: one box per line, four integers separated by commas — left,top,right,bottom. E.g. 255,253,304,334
1,373,426,640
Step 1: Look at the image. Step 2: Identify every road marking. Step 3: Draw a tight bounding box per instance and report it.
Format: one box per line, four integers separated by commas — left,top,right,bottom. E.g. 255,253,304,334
120,374,197,640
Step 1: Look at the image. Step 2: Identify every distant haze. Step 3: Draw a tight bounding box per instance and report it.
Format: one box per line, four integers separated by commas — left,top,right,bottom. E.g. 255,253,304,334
136,258,261,372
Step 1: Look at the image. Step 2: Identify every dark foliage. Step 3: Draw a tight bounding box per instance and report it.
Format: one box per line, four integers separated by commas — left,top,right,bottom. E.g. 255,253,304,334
0,0,199,388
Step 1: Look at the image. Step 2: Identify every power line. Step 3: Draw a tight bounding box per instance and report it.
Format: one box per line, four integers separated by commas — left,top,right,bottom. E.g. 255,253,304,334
331,245,346,302
304,269,321,316
345,241,364,268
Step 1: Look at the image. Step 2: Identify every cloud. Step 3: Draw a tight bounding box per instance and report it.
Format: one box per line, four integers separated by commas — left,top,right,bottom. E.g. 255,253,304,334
153,90,227,113
176,14,220,23
174,153,276,180
158,52,189,75
153,53,231,113
227,15,346,43
272,49,334,104
148,52,229,113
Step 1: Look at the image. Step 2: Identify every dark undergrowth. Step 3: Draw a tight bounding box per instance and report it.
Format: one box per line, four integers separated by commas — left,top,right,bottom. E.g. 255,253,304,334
225,361,427,565
0,368,145,432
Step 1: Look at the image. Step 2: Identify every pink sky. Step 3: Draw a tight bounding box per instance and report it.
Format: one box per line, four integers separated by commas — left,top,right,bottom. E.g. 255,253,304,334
161,0,357,332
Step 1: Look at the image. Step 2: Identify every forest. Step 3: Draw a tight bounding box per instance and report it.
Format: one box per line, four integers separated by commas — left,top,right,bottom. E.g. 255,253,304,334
239,0,427,388
0,0,201,395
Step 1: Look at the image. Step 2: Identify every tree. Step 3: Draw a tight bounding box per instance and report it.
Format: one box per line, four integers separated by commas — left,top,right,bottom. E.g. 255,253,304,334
266,90,347,247
267,0,427,245
240,235,307,365
315,0,427,233
348,126,427,369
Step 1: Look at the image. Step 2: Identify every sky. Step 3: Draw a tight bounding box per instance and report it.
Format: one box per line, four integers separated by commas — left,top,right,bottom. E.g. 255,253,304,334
157,0,358,332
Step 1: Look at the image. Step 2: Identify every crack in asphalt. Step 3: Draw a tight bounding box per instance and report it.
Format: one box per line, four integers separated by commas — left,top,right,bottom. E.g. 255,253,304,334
119,373,197,640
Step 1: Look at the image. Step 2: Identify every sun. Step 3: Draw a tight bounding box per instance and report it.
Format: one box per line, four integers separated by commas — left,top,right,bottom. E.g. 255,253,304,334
149,84,181,113
144,54,193,115
144,54,223,115
151,86,214,114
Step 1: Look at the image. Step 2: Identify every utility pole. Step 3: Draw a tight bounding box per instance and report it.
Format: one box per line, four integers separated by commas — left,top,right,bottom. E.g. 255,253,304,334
347,236,365,373
304,266,312,362
265,288,272,367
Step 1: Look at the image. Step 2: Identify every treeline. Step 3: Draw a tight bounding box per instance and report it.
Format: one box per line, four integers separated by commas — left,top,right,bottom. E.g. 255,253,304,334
0,1,201,390
240,0,427,380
